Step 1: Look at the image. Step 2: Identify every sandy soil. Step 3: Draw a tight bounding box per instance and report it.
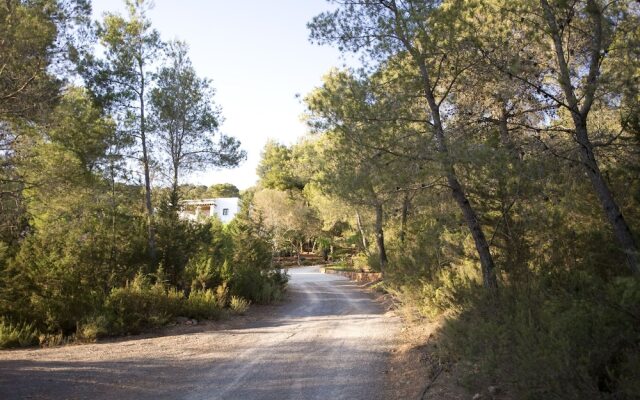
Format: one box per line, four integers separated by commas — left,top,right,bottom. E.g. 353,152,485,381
384,314,471,400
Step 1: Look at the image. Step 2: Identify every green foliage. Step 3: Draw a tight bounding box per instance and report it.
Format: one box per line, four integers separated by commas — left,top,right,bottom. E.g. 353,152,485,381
182,289,222,320
0,0,89,122
156,201,212,287
0,90,151,336
230,266,271,304
150,40,245,199
206,183,240,198
104,273,183,335
391,267,477,320
76,315,110,343
47,87,114,171
214,282,230,308
182,218,232,290
0,319,39,349
223,216,288,303
305,0,640,396
178,183,240,200
229,296,250,315
0,0,264,350
151,201,289,325
432,272,640,399
1,12,636,400
352,252,381,272
251,188,321,256
257,140,306,191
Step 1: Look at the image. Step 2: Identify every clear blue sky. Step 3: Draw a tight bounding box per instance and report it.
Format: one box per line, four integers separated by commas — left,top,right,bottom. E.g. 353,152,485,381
91,0,346,189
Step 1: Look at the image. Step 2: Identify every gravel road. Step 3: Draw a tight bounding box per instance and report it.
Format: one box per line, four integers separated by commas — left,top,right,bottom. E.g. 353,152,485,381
0,266,399,400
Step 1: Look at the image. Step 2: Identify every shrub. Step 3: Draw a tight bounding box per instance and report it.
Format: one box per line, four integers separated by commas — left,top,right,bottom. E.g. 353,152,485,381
387,266,476,321
352,252,373,271
256,280,277,304
38,332,70,347
229,296,250,315
0,319,39,348
155,204,213,287
434,272,640,400
182,289,222,320
230,264,264,303
105,273,183,335
76,315,110,342
214,282,229,308
231,268,288,304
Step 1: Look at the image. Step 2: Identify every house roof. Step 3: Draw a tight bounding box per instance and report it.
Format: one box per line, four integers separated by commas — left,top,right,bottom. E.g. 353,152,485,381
180,197,239,207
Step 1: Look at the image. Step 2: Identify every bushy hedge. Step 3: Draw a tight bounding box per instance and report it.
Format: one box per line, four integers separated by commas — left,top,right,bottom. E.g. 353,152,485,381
231,266,288,304
182,289,223,320
0,188,290,349
104,273,185,335
394,269,640,399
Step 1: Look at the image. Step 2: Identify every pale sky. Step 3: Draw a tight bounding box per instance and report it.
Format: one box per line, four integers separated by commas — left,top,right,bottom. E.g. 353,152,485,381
91,0,346,189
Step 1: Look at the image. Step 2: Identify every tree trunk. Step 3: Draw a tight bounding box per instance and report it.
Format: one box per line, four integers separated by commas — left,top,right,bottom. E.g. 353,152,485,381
170,164,180,213
109,161,118,273
374,203,388,275
386,1,498,288
539,0,639,275
139,65,156,264
416,60,498,289
355,210,369,254
574,120,639,275
387,2,500,287
399,191,410,244
445,165,498,288
498,104,520,161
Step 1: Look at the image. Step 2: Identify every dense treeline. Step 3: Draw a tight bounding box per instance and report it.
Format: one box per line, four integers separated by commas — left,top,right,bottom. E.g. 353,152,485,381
0,0,284,347
2,0,639,396
251,0,640,397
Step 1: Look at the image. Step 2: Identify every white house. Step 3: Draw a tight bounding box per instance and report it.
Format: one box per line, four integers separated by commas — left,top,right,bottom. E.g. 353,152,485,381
179,197,240,223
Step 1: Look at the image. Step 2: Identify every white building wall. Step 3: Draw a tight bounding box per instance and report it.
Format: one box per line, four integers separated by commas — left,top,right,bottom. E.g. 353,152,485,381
179,198,240,224
213,197,240,223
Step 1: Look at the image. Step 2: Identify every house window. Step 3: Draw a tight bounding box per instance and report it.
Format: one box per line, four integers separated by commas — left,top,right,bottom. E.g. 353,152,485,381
222,208,229,216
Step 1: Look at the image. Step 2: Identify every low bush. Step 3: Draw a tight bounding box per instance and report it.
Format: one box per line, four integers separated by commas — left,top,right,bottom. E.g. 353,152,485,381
214,282,229,308
104,273,183,335
421,271,640,399
182,289,222,320
1,266,280,348
229,296,250,315
76,315,110,342
230,266,288,304
255,280,279,304
0,319,39,349
352,252,374,271
38,332,68,347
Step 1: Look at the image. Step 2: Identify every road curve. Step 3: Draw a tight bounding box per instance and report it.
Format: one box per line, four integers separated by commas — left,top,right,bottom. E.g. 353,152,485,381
0,266,398,400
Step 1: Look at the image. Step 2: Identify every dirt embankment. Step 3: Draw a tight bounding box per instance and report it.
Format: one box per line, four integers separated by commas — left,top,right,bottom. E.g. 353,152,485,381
382,309,509,400
384,316,470,400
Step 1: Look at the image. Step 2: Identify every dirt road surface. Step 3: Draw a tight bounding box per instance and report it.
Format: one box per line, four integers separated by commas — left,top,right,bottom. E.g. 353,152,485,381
0,266,399,399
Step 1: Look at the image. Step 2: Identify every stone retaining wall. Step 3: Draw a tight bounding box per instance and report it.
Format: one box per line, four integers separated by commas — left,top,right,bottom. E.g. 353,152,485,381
319,267,382,283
